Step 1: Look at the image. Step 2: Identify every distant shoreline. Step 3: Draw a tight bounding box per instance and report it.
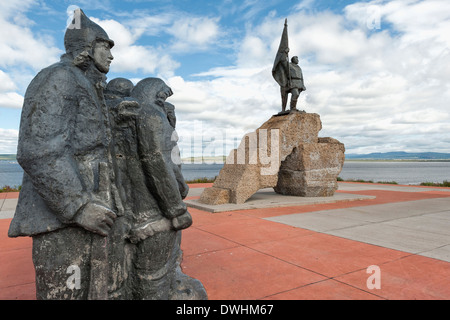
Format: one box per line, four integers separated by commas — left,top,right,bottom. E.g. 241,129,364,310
0,155,17,161
344,159,450,162
0,154,450,164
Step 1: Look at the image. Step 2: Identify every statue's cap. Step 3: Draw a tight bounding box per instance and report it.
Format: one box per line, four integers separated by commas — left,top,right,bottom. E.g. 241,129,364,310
64,8,114,56
106,78,134,97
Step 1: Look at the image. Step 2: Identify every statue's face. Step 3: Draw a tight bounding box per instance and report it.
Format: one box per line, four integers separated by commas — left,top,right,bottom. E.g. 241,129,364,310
93,41,114,73
292,56,299,64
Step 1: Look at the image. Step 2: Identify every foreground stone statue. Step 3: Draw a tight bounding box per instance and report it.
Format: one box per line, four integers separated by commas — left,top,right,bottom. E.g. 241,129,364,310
8,8,206,300
105,77,205,299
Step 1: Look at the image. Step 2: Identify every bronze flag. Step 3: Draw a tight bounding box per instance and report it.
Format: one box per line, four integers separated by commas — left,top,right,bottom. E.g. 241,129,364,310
272,19,290,88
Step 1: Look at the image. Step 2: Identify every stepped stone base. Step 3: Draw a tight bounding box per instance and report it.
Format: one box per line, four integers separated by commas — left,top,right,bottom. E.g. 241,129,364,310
199,111,345,205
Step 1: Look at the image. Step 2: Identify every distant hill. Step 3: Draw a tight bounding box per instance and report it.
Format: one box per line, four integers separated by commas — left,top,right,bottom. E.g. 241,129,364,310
346,151,450,160
0,154,17,161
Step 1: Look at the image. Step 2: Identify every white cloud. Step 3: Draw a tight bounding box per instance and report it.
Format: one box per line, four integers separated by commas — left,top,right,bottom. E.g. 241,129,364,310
0,2,62,71
0,70,17,92
0,70,23,109
0,92,23,109
92,17,180,78
2,1,450,156
168,0,450,156
167,16,221,52
0,128,19,153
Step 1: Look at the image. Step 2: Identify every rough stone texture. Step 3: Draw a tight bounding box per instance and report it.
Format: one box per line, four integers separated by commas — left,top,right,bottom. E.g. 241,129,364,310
199,111,345,205
9,8,207,300
274,138,345,197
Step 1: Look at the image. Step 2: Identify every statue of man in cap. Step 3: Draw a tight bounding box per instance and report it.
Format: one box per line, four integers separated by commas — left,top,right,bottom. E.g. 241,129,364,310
8,8,122,300
272,19,306,113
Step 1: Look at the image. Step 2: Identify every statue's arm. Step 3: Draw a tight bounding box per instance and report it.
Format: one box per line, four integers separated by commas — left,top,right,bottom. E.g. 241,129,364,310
173,164,189,199
17,70,91,223
135,115,187,219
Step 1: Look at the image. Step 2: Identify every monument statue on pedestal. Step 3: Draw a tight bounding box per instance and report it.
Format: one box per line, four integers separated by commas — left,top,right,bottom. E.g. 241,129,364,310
196,18,344,207
272,19,306,114
8,8,206,300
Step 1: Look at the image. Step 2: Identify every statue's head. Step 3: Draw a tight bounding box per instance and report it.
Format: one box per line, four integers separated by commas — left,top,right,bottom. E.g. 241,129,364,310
291,56,299,64
64,8,114,73
106,78,134,98
131,78,173,106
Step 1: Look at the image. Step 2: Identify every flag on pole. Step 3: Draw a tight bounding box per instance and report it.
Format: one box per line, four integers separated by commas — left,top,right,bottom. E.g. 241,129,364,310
272,19,290,88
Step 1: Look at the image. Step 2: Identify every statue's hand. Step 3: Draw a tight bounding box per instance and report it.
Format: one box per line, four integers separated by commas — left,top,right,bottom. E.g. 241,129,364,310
117,100,140,119
166,202,188,219
179,181,189,200
172,210,193,230
74,202,117,236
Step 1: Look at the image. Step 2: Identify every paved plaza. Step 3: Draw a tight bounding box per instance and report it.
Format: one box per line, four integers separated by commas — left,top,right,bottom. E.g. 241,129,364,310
1,182,450,300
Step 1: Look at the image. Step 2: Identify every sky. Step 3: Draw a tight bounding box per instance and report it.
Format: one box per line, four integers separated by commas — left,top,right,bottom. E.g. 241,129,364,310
0,0,450,158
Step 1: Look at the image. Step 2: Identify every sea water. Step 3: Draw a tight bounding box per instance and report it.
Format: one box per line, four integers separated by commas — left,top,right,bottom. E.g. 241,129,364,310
1,160,450,187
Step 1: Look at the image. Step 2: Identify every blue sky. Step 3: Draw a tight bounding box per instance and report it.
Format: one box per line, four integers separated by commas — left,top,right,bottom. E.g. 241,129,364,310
1,0,450,157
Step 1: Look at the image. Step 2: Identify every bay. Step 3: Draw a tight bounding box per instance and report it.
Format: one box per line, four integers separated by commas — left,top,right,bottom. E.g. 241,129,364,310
181,161,450,185
0,161,23,188
339,161,450,185
1,160,450,188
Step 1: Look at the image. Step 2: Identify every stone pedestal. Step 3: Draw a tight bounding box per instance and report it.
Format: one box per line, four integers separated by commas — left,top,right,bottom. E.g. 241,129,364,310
274,137,345,197
199,111,345,205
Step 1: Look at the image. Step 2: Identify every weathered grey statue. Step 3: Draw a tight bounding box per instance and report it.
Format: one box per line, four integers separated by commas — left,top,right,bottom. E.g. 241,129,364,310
8,8,206,300
105,77,206,299
272,19,306,113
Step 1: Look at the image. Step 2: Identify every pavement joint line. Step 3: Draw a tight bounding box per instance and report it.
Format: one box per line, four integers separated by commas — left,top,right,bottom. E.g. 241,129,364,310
0,281,35,291
325,250,427,300
330,277,388,300
258,278,334,300
191,222,337,281
183,227,243,258
412,243,450,258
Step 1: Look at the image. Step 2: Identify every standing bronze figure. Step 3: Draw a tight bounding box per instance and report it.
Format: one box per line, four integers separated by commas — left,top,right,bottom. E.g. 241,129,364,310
272,19,306,114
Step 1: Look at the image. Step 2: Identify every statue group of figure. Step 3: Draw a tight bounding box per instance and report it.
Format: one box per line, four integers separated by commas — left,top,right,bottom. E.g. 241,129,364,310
8,9,207,300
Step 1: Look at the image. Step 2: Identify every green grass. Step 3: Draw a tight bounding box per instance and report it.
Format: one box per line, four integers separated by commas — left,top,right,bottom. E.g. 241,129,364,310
185,177,217,184
0,185,21,193
420,180,450,187
338,177,450,187
337,178,397,184
375,181,399,185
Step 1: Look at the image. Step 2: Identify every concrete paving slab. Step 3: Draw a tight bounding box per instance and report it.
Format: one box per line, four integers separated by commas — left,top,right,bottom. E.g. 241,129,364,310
427,211,450,221
0,210,15,219
1,199,18,211
318,208,380,223
383,214,450,236
420,245,450,262
265,196,450,262
337,182,450,193
186,187,204,197
266,211,368,232
327,223,450,261
325,199,450,222
185,188,375,213
355,197,450,214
